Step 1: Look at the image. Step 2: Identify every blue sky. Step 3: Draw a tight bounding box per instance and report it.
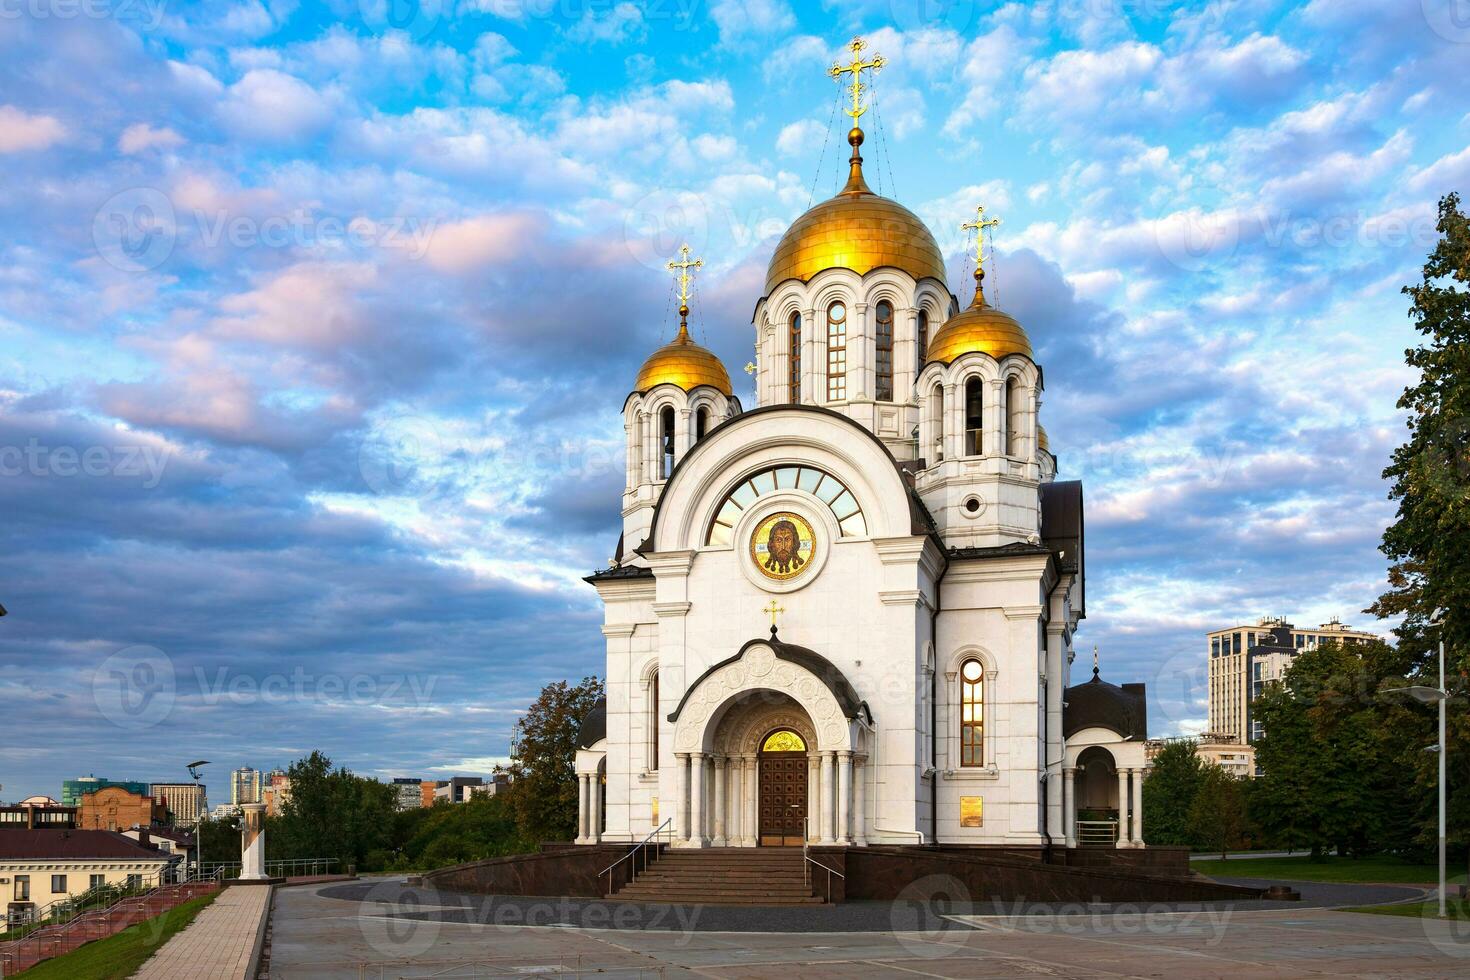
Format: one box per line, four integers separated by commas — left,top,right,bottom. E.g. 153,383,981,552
1,1,1465,802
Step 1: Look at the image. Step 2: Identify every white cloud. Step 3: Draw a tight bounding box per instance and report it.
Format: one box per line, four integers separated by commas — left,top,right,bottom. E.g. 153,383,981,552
119,123,185,155
710,0,795,46
219,69,332,143
0,105,66,153
565,2,645,45
776,119,824,157
1407,143,1470,195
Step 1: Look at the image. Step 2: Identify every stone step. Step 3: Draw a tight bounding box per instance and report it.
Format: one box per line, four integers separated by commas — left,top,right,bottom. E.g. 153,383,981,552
608,893,825,906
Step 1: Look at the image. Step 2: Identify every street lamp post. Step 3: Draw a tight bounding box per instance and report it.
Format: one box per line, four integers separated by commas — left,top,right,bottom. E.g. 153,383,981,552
187,761,209,880
1386,638,1449,919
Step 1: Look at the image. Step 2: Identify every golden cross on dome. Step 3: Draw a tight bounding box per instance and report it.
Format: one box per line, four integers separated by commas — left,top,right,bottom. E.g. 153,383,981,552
961,205,1002,273
829,36,885,121
763,599,785,631
666,244,703,308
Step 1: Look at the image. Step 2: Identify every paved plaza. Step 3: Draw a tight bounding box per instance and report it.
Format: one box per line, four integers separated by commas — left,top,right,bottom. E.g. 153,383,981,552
136,884,270,980
260,877,1470,979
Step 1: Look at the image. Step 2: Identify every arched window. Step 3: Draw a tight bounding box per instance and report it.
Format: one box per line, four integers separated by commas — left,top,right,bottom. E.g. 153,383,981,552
916,308,929,372
788,312,802,403
826,301,847,401
660,406,675,478
1006,376,1023,456
964,378,984,456
649,668,660,771
875,300,894,401
696,407,709,441
705,464,867,545
960,659,984,767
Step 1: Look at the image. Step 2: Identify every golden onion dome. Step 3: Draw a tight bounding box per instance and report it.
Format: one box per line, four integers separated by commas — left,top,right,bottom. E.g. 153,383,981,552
764,128,946,295
926,271,1033,365
634,317,733,396
1038,425,1050,452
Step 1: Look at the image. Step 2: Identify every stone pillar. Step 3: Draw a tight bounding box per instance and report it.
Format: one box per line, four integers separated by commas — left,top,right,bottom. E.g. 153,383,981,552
1063,767,1077,848
818,752,835,844
836,751,853,845
239,803,267,880
712,757,728,846
1130,769,1144,846
576,775,590,843
852,756,868,845
743,757,758,846
807,753,819,842
590,774,602,843
1115,766,1129,849
689,752,706,847
674,753,689,843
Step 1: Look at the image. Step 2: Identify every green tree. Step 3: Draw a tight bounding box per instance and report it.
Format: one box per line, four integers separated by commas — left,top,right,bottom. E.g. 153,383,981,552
1370,192,1470,672
1142,740,1207,846
1188,763,1246,859
498,676,604,844
273,750,397,871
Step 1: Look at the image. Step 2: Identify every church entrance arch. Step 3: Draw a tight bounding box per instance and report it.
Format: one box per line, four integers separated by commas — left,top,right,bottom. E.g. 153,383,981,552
758,728,808,846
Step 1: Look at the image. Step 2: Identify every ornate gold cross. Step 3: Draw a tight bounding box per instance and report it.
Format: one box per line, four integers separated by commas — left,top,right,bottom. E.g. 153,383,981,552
666,243,703,307
763,600,785,630
828,36,885,121
961,205,1002,274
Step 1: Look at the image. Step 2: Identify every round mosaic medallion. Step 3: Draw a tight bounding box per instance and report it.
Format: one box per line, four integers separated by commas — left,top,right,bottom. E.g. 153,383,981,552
749,511,816,581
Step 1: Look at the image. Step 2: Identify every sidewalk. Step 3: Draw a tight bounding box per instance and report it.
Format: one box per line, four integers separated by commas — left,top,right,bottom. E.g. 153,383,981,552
134,885,270,980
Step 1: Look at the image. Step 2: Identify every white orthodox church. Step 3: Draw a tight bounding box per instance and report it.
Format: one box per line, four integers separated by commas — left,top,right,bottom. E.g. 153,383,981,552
574,41,1149,853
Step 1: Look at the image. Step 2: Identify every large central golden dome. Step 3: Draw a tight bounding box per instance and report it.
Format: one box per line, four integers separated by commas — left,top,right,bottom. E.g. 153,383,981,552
765,129,946,295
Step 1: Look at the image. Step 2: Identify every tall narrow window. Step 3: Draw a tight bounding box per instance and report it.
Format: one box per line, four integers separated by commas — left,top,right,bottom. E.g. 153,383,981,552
1005,377,1023,456
964,378,983,456
826,301,847,401
650,670,660,771
932,383,945,462
960,659,984,767
660,406,675,478
788,312,802,403
696,407,709,441
875,300,894,401
916,309,929,372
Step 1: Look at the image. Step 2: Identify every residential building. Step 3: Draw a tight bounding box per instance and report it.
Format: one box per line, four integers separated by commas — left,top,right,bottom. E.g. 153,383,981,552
419,780,436,808
0,830,173,920
121,826,194,863
230,767,261,805
150,783,207,827
1207,617,1378,743
60,777,149,808
0,798,76,830
262,769,290,816
391,778,423,811
77,787,166,832
1146,733,1257,779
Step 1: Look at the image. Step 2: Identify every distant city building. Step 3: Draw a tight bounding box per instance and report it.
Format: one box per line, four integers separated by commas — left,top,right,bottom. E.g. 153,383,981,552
419,780,437,808
230,767,262,805
391,778,423,811
1146,733,1257,779
0,798,76,830
150,783,207,827
432,776,485,804
77,786,166,832
1207,617,1378,743
262,769,290,816
0,830,174,917
211,803,242,821
60,777,149,808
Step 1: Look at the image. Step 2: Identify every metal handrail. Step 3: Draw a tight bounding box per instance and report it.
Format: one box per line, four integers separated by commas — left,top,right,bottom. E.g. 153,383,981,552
596,819,672,897
804,855,845,904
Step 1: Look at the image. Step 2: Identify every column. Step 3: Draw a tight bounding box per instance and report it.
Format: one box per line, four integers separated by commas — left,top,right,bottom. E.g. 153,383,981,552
1130,769,1144,846
1063,767,1077,848
689,752,706,846
712,756,728,846
837,751,853,845
674,753,689,843
590,774,602,843
743,756,758,846
852,756,867,845
818,751,835,843
576,775,589,843
1115,766,1129,849
943,383,960,461
807,754,820,842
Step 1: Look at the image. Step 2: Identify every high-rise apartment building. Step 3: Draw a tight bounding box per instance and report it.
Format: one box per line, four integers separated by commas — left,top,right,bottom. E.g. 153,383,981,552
1207,617,1378,743
231,767,262,805
150,783,207,826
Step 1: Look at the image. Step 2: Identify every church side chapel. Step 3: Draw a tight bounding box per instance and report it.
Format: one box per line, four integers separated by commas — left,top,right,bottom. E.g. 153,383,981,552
576,38,1151,857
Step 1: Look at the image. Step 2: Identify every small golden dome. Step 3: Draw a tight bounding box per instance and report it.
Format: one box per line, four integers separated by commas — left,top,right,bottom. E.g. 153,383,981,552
926,274,1033,365
765,129,946,295
634,320,733,395
1038,425,1050,452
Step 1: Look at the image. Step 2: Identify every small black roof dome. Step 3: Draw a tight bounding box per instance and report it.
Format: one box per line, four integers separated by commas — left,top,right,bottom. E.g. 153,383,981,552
576,698,607,748
1063,663,1147,740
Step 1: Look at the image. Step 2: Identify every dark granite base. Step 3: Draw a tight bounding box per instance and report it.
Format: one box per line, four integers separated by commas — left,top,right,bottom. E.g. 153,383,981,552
423,844,639,898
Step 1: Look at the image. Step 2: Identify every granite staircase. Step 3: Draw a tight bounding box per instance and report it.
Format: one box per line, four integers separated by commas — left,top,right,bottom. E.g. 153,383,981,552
609,847,822,905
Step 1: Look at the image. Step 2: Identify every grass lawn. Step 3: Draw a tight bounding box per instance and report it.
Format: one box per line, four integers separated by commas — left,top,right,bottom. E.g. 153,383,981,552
1192,854,1449,884
15,891,217,980
1350,897,1470,921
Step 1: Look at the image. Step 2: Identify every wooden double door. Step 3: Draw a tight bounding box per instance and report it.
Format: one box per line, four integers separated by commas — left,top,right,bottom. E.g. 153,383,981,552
757,751,808,846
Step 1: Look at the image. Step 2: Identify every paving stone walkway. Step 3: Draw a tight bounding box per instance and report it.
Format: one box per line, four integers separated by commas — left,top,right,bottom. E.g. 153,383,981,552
134,885,270,980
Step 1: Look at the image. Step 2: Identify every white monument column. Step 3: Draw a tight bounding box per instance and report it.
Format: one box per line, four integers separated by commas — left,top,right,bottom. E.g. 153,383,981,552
836,751,853,845
673,753,689,843
1130,769,1144,845
1063,767,1077,848
712,756,728,846
818,751,835,844
852,756,867,845
1115,766,1130,849
239,803,267,881
689,752,706,846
